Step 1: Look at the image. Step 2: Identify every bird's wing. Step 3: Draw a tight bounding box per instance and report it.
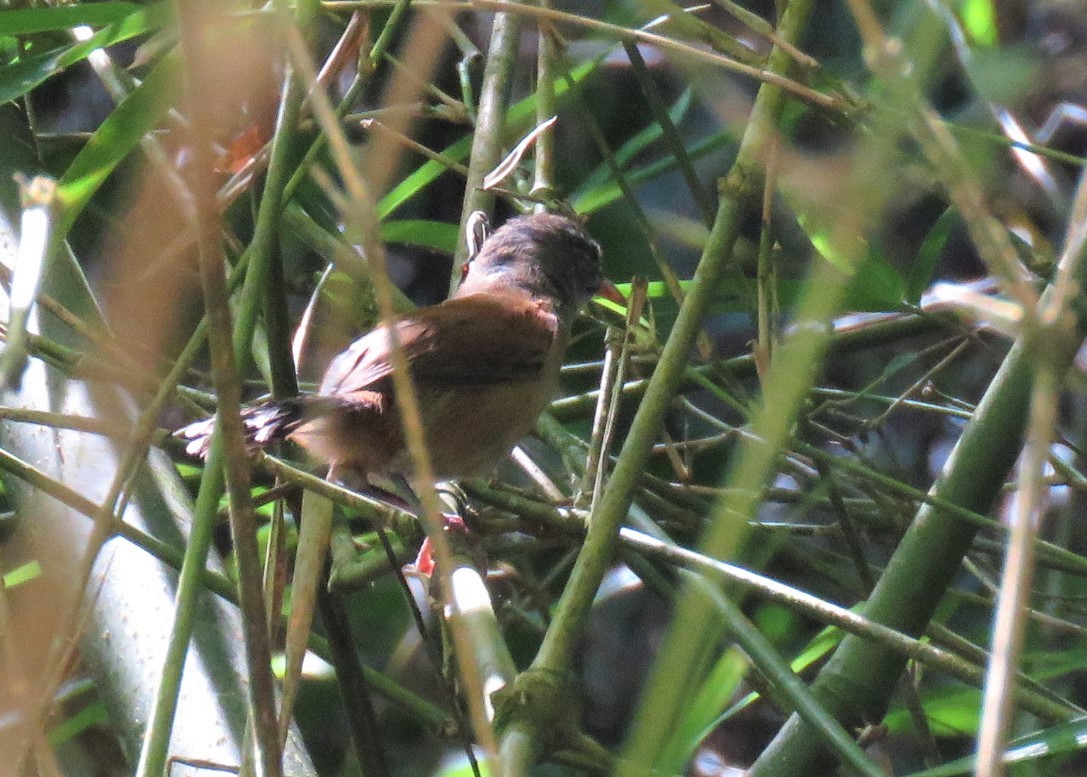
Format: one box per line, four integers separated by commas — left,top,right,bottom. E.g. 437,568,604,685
317,292,558,396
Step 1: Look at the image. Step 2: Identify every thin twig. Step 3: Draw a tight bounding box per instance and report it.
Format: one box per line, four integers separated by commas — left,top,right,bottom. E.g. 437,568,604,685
325,0,844,111
282,17,507,767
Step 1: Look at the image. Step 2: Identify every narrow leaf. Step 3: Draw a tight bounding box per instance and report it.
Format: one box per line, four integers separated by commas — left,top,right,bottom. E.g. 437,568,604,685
55,51,180,236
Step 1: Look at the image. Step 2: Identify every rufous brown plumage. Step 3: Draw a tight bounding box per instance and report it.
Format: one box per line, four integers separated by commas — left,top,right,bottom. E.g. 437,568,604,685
177,212,611,482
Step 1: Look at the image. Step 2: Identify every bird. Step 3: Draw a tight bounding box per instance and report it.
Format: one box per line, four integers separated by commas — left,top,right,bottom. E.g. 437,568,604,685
176,212,614,485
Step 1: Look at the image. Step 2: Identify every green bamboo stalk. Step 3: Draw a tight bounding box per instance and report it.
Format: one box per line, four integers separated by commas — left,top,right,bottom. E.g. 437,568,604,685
281,18,510,768
744,3,1087,767
693,583,886,777
451,1,523,289
135,444,230,777
975,354,1057,776
494,5,815,770
617,528,1077,724
530,0,557,205
179,6,278,776
316,581,392,777
972,109,1087,777
256,6,316,401
138,7,286,774
747,347,1036,775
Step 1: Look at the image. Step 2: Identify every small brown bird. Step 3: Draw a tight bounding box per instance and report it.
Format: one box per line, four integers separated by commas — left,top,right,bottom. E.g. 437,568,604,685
178,212,612,483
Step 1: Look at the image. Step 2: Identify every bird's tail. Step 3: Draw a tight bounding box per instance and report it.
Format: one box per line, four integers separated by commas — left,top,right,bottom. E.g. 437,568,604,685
174,398,308,458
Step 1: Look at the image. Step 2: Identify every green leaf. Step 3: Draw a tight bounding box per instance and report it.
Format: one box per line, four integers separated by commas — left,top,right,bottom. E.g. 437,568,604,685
957,0,998,47
882,351,923,382
576,87,695,195
903,717,1087,777
0,3,161,35
55,50,180,235
573,128,734,214
846,248,906,311
378,53,600,219
884,686,980,740
965,46,1040,105
789,623,846,673
380,219,459,253
614,280,692,299
660,646,749,773
1022,644,1087,682
3,559,41,588
0,4,170,104
908,207,957,304
0,39,102,106
378,135,470,221
690,622,851,755
48,700,109,746
435,759,491,777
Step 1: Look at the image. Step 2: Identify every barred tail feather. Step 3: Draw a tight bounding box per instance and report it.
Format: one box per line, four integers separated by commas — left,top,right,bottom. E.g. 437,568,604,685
174,398,307,458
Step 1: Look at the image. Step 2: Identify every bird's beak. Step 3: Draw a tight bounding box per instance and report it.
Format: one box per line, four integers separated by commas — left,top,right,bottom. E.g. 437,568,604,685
595,279,626,307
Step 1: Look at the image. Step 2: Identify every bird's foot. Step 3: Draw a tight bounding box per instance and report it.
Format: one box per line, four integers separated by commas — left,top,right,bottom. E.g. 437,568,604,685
407,513,470,578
